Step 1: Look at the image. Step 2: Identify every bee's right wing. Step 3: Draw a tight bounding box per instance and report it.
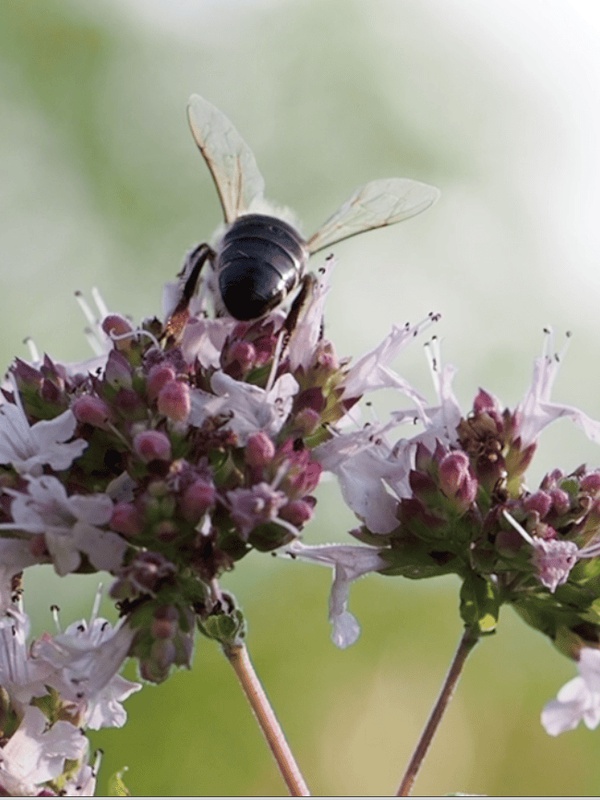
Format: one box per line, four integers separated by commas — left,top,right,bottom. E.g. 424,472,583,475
307,178,440,254
187,94,266,224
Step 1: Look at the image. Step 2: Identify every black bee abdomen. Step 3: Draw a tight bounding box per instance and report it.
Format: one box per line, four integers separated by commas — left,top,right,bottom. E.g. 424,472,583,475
217,214,308,321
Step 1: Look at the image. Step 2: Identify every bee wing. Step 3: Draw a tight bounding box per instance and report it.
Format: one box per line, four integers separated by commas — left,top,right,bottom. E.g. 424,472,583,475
307,178,440,254
187,94,266,224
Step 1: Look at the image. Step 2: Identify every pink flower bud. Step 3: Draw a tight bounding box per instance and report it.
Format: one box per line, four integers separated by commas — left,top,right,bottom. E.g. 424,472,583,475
226,341,256,372
473,388,498,416
181,479,216,522
439,452,471,496
157,380,191,423
581,472,600,494
151,618,177,639
72,395,112,429
147,364,177,402
549,488,570,515
245,432,276,468
439,451,478,508
523,490,553,518
101,314,134,350
279,499,314,527
294,407,321,436
110,502,143,537
133,430,172,462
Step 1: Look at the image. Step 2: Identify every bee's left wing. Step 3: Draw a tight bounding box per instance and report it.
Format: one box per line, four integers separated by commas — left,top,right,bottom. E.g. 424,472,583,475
307,178,440,254
187,94,266,224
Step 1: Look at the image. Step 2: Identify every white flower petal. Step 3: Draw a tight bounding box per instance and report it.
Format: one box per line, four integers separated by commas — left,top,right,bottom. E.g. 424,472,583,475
341,320,433,400
541,649,600,736
287,541,387,649
0,405,87,476
189,370,298,444
0,706,86,792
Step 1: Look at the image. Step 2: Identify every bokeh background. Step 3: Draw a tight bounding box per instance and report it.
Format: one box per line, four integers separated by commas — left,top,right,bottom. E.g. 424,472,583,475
2,0,600,795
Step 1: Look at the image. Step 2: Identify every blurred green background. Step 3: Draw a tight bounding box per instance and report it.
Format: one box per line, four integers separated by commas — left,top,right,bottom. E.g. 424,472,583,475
3,0,600,795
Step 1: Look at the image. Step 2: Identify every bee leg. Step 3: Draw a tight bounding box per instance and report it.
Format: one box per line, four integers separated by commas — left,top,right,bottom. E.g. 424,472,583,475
282,272,318,340
164,243,216,345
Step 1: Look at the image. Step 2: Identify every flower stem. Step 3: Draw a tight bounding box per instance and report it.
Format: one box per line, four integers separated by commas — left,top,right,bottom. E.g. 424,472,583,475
396,628,479,797
223,642,311,796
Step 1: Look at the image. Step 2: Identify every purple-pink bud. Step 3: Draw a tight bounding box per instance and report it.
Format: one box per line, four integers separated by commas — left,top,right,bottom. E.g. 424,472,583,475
150,638,177,672
294,407,321,436
472,388,497,415
110,502,143,537
226,340,256,371
245,432,276,468
279,499,315,527
581,472,600,494
72,395,112,429
157,380,191,422
439,452,470,495
523,490,553,518
549,488,571,515
147,364,177,402
439,451,478,508
133,430,172,463
151,618,177,639
181,479,216,522
101,314,134,350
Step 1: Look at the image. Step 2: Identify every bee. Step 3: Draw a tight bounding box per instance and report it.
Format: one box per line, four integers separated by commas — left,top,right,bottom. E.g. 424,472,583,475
166,94,439,337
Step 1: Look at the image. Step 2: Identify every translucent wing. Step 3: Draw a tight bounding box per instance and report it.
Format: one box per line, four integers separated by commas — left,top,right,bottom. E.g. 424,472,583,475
307,178,440,254
187,94,266,224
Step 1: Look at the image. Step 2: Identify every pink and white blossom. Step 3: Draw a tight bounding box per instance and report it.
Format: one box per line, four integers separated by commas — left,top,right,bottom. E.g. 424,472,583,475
32,604,140,730
0,607,54,707
0,705,87,796
516,331,600,448
340,316,437,401
542,648,600,735
503,511,600,593
227,483,290,539
315,426,408,534
0,404,87,477
189,370,298,445
1,475,127,576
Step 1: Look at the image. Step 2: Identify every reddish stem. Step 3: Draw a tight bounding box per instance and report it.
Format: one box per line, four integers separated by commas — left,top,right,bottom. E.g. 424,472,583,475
396,628,479,796
224,642,310,796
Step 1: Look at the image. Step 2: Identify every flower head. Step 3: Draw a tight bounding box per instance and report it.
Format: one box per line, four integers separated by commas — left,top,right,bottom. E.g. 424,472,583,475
298,333,600,652
0,256,432,680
